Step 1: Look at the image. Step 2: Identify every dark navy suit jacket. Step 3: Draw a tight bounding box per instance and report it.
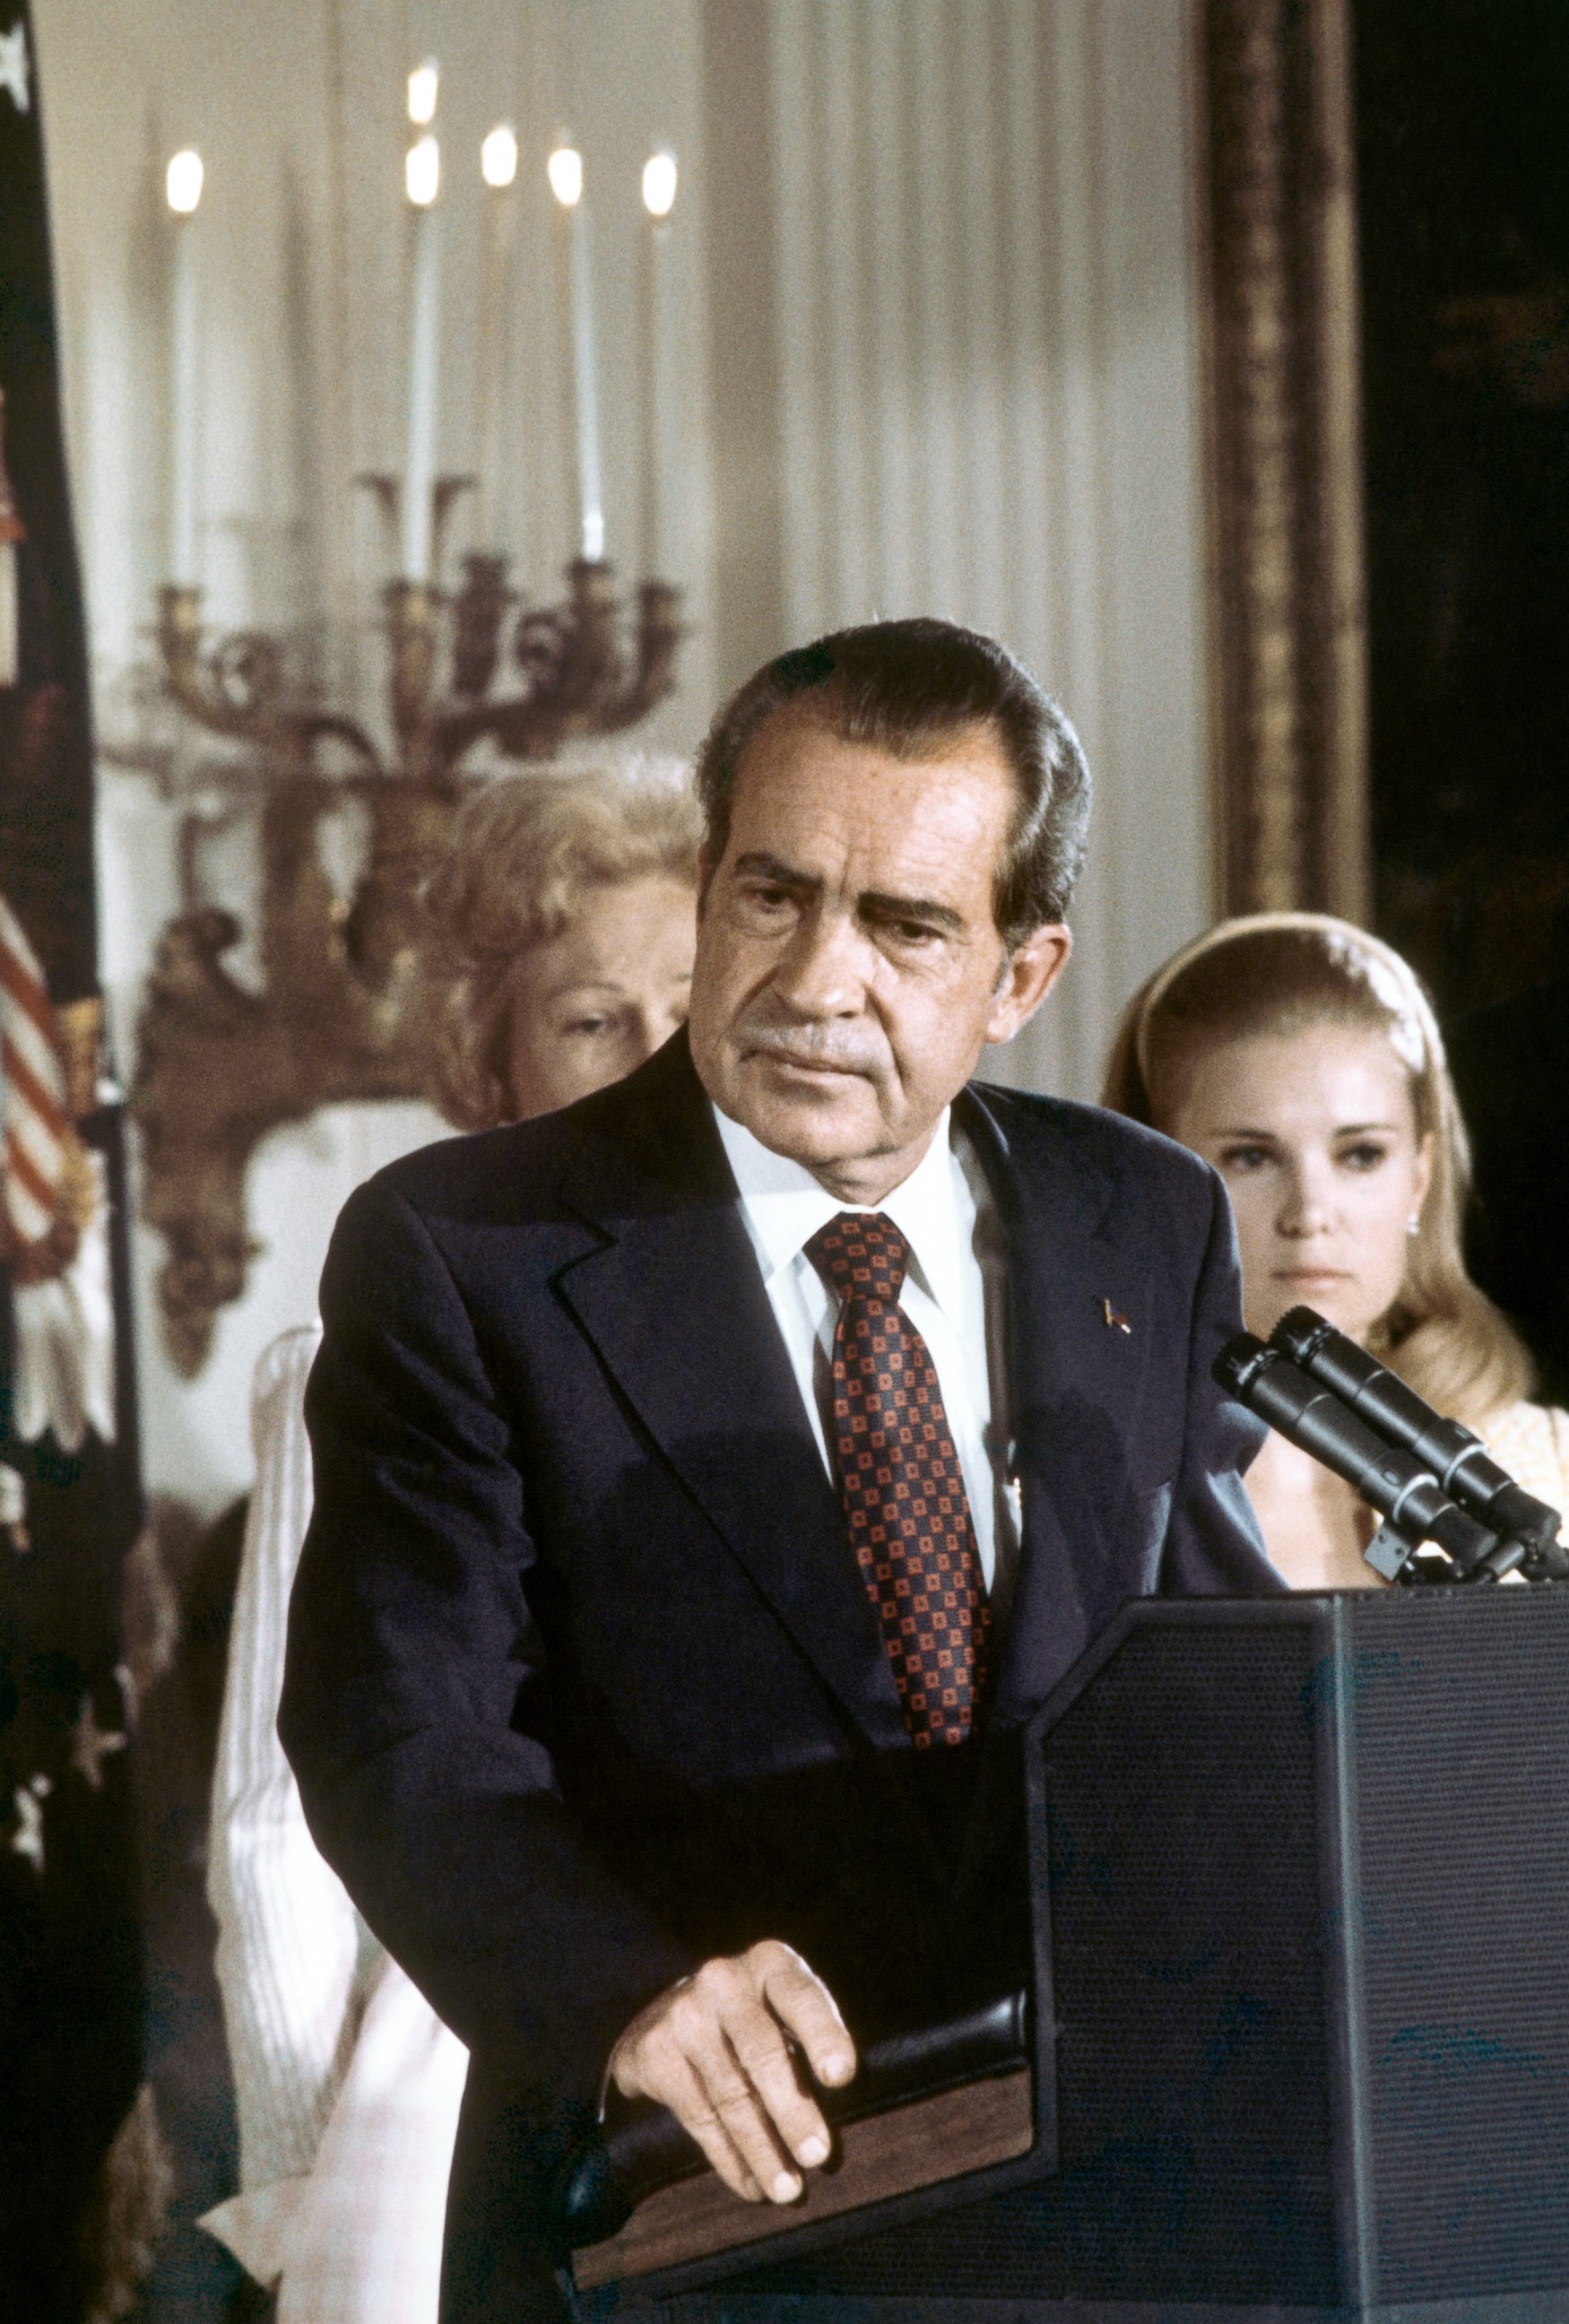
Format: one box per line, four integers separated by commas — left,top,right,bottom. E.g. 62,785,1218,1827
279,1032,1279,2320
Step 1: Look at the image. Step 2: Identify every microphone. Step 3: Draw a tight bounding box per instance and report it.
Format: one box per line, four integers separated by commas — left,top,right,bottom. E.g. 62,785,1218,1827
1268,1306,1567,1570
1214,1333,1523,1583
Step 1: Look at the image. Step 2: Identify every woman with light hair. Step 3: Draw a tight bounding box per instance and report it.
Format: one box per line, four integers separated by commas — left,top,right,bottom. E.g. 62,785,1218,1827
418,756,700,1130
1103,912,1569,1588
205,758,699,2324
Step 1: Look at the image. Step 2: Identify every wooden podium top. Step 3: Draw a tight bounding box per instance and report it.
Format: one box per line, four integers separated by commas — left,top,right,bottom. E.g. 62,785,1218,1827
573,2060,1034,2289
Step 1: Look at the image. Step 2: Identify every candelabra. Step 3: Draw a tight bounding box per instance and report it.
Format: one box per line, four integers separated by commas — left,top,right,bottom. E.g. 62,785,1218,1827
130,547,683,1376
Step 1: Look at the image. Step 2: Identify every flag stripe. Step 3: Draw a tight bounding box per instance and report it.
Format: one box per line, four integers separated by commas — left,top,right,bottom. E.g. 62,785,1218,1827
1,991,61,1090
7,1137,57,1218
0,889,69,1246
3,1032,69,1139
13,1114,65,1188
0,931,57,1045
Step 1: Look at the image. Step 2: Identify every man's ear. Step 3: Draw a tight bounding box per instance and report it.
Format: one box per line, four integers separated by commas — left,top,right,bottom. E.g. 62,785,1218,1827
984,923,1072,1046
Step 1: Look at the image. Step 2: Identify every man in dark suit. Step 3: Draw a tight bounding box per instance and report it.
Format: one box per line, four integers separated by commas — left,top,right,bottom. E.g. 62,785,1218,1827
281,619,1280,2321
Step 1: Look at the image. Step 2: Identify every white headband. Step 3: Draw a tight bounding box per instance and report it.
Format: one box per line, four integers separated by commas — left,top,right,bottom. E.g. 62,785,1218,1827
1134,911,1442,1093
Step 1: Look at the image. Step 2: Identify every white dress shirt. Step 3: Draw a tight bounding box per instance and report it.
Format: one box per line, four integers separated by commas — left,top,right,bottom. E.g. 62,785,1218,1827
714,1103,1020,1613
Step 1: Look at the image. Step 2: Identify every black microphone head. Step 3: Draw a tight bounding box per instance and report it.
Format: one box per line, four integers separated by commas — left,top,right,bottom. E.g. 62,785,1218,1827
1214,1331,1272,1399
1270,1306,1335,1367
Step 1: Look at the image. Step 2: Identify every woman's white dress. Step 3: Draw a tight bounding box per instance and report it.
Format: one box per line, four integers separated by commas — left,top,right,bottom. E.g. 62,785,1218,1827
1481,1400,1569,1518
202,1326,469,2324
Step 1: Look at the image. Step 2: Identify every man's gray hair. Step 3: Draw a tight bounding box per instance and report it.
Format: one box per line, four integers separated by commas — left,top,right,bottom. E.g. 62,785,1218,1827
692,618,1091,946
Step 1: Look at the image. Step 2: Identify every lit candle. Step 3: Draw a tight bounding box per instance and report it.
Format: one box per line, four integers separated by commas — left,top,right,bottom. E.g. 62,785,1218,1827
407,57,438,126
475,123,519,548
166,147,204,585
402,128,442,584
639,149,677,578
548,142,603,564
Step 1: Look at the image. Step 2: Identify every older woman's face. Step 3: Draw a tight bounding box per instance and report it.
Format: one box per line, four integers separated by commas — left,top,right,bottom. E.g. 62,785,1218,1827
1163,1022,1435,1346
504,874,698,1119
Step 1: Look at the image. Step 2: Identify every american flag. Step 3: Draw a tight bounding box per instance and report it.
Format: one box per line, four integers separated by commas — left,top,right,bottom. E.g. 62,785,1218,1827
0,889,67,1257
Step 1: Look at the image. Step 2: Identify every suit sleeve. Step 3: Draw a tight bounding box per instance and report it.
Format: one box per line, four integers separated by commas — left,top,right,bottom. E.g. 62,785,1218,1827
1159,1164,1288,1596
278,1176,697,2116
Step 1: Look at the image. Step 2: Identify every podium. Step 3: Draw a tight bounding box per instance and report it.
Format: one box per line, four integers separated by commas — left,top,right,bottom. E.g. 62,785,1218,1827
574,1587,1569,2320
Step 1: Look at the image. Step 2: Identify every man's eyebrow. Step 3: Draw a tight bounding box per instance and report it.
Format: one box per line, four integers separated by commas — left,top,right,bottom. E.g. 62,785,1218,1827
730,853,966,934
860,890,967,934
732,850,820,889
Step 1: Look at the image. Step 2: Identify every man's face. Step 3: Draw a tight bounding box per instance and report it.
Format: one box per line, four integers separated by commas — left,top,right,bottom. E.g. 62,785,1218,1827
687,708,1071,1201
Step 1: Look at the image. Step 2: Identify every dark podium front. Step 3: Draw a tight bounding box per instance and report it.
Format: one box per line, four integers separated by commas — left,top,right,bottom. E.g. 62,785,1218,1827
580,1588,1569,2321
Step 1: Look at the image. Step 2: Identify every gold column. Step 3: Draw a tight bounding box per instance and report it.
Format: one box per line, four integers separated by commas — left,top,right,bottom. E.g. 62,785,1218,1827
1200,0,1373,923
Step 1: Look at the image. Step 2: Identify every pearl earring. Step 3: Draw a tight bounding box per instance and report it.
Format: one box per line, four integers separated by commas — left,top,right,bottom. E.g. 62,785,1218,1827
1407,1210,1421,1237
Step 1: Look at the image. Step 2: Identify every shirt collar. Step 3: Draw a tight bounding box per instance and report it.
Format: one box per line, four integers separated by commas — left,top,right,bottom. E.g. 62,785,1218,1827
712,1100,971,1311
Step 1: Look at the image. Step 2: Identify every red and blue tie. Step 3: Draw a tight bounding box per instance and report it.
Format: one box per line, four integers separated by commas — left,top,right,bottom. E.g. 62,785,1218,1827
804,1211,990,1748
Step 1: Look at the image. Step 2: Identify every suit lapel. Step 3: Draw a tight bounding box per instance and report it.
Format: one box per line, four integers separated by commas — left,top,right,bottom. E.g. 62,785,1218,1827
958,1086,1145,1727
550,1040,910,1753
945,1085,1154,1898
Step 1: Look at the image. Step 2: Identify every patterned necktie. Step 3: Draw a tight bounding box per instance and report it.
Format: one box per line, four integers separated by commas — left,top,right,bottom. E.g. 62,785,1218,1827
804,1211,990,1748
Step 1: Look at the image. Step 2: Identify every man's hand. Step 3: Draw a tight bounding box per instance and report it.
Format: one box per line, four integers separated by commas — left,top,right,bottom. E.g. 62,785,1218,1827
608,1939,856,2205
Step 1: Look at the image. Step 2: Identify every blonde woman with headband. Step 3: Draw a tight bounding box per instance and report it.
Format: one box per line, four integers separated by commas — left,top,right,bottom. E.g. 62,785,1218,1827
1103,913,1569,1589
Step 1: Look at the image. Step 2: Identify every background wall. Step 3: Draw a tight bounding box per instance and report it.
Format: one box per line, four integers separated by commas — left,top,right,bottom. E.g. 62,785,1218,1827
32,0,1216,1520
